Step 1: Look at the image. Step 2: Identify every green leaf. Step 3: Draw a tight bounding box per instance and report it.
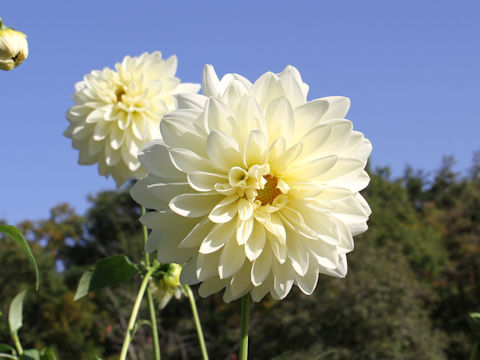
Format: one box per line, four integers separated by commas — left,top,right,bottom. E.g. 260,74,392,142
20,349,40,360
0,343,17,355
40,347,57,360
9,289,27,335
74,255,137,300
0,225,40,290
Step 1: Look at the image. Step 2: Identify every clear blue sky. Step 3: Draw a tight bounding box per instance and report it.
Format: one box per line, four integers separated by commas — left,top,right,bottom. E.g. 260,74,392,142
1,0,479,224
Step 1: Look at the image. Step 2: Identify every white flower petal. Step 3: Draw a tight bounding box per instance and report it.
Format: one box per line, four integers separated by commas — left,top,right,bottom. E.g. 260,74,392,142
170,193,224,218
174,82,201,95
251,246,272,286
295,260,319,295
236,216,254,245
169,148,217,174
180,257,199,285
209,195,239,223
244,130,268,168
110,125,126,150
234,96,267,142
306,239,338,269
188,171,227,192
293,99,330,140
250,71,285,109
206,130,243,171
131,176,190,210
202,64,221,97
272,260,294,299
251,275,273,302
268,231,287,263
298,124,332,161
204,97,239,136
255,212,286,244
198,277,227,297
160,117,206,156
228,262,252,299
196,251,221,281
199,221,235,254
265,97,295,145
85,108,105,124
237,198,254,221
289,155,337,180
320,157,365,181
277,65,307,108
138,140,185,180
179,217,214,248
319,253,348,278
245,222,266,261
175,93,208,110
221,79,249,110
321,96,351,120
149,229,192,264
88,138,103,156
285,228,309,276
219,237,246,279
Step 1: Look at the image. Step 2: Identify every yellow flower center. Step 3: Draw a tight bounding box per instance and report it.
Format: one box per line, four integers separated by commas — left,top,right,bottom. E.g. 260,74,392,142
228,164,289,210
115,86,126,102
255,175,282,206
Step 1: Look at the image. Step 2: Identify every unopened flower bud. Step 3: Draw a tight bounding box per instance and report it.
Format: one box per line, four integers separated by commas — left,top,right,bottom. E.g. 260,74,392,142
0,27,28,71
150,263,184,309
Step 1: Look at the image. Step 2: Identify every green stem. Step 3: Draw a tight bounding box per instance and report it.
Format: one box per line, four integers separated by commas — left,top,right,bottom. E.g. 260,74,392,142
470,339,479,360
239,295,250,360
146,287,161,360
11,333,23,356
184,285,209,360
141,206,161,360
119,266,156,360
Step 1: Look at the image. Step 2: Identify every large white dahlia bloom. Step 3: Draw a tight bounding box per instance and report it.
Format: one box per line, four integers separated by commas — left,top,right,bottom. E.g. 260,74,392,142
64,52,200,187
131,65,372,302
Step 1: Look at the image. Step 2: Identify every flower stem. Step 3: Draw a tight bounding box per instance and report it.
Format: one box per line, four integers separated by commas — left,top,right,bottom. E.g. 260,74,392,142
146,287,161,360
239,294,250,360
11,333,23,356
184,285,209,360
119,266,156,360
141,206,161,360
470,339,479,360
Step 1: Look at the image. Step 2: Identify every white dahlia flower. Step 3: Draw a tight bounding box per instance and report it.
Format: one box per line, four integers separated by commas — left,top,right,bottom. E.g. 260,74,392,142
131,65,372,302
64,52,200,187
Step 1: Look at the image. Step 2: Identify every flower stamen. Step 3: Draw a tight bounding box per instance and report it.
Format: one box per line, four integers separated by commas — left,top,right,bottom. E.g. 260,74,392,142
255,175,282,206
115,87,126,102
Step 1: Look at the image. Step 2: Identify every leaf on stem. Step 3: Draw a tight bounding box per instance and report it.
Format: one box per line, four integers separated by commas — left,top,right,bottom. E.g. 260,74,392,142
19,349,40,360
0,225,40,290
9,289,27,336
74,255,137,300
0,343,17,355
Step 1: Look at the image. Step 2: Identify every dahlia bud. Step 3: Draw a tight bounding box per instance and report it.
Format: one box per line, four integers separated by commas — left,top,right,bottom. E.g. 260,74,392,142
0,19,28,71
150,263,184,309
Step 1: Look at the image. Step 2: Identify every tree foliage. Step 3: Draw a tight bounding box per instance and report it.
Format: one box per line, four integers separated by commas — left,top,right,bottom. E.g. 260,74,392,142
1,155,479,359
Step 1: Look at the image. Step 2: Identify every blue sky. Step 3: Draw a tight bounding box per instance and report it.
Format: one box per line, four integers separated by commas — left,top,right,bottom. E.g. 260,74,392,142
1,0,479,224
